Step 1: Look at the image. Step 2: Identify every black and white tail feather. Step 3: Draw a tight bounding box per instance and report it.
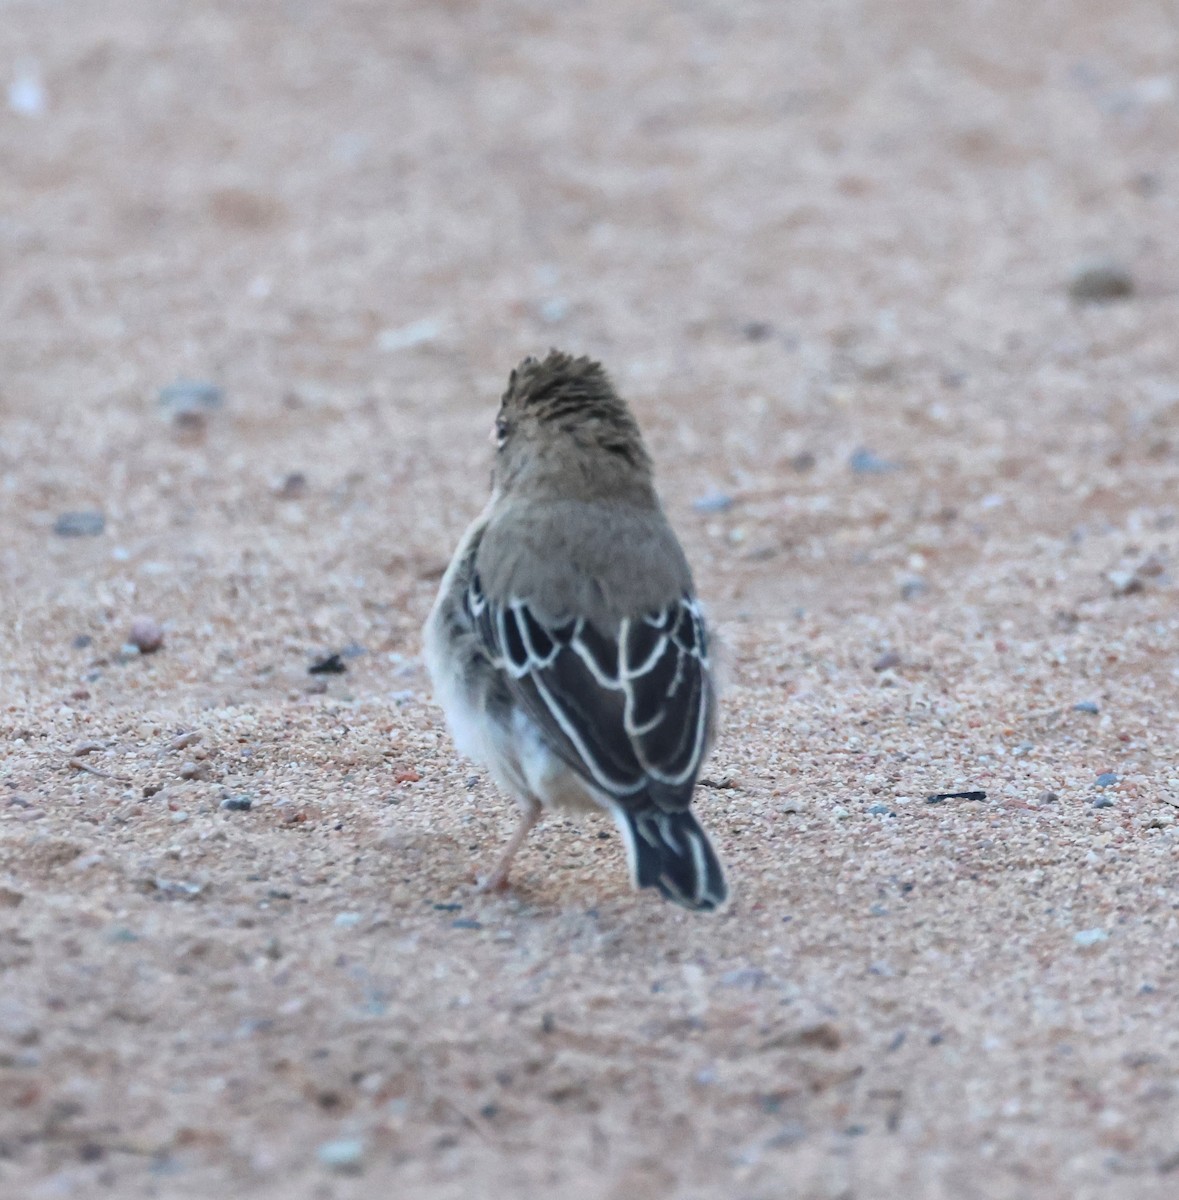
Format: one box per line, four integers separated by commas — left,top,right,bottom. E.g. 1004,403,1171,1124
613,806,727,912
467,572,728,911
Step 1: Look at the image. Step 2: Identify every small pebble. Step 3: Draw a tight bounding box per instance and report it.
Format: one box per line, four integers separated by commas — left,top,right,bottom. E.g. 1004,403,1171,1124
1074,928,1109,947
1095,773,1119,788
275,472,307,499
377,318,442,351
872,650,901,672
158,380,223,433
71,634,93,649
1093,796,1115,809
309,653,346,675
539,296,569,323
333,912,362,928
692,492,735,514
1107,570,1144,596
53,510,105,537
926,790,987,804
128,616,165,654
719,968,768,989
451,918,482,930
71,740,105,756
900,577,928,601
159,379,223,411
741,320,774,342
316,1138,365,1174
179,761,205,780
832,806,851,820
849,448,899,474
1072,700,1100,714
867,803,894,816
149,875,204,898
8,67,45,117
170,731,201,750
219,794,253,812
1068,262,1134,304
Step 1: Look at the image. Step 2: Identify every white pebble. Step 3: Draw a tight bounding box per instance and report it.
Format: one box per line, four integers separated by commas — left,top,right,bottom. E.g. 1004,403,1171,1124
1073,928,1109,947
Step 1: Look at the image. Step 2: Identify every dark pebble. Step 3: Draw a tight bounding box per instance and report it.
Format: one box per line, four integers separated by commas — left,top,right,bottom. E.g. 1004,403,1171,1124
741,320,775,342
1073,700,1100,714
432,902,463,912
873,650,901,672
451,918,482,930
926,790,988,804
1095,772,1118,788
54,511,105,537
308,653,346,675
1068,262,1134,304
275,472,307,499
219,794,253,812
900,578,928,601
867,803,894,816
71,634,93,649
1093,796,1115,809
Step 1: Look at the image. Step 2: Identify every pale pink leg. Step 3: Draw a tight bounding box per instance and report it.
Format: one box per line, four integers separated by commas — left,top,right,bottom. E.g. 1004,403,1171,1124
478,798,542,893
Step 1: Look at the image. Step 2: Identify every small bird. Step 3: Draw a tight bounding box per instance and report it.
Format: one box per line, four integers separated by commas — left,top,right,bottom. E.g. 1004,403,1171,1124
423,351,727,911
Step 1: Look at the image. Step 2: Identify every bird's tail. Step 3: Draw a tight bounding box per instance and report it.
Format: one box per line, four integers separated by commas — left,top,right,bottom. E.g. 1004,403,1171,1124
611,803,728,912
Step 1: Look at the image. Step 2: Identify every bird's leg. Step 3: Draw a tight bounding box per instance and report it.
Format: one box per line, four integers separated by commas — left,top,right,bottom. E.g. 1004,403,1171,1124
478,798,542,893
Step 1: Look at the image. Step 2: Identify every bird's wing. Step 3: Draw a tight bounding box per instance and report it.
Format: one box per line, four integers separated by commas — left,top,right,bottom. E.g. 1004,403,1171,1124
465,571,712,807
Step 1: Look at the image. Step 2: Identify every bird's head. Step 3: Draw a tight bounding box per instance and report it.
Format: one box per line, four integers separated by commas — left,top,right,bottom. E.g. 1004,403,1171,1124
490,350,655,502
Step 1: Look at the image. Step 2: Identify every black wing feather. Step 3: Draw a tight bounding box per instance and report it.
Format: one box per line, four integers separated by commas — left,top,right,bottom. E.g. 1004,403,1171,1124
472,583,713,810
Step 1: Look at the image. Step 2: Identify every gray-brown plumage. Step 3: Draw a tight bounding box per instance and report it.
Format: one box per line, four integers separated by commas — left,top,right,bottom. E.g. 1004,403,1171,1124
423,351,727,910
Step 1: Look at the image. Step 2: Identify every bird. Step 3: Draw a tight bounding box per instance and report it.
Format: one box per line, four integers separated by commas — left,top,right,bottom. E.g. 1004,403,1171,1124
422,350,727,911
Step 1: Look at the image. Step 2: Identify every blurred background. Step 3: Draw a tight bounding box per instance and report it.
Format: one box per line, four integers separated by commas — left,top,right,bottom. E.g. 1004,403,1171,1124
3,2,1177,641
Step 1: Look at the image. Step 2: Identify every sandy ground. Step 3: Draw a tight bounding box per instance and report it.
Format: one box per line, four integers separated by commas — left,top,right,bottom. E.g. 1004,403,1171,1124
3,2,1179,1197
